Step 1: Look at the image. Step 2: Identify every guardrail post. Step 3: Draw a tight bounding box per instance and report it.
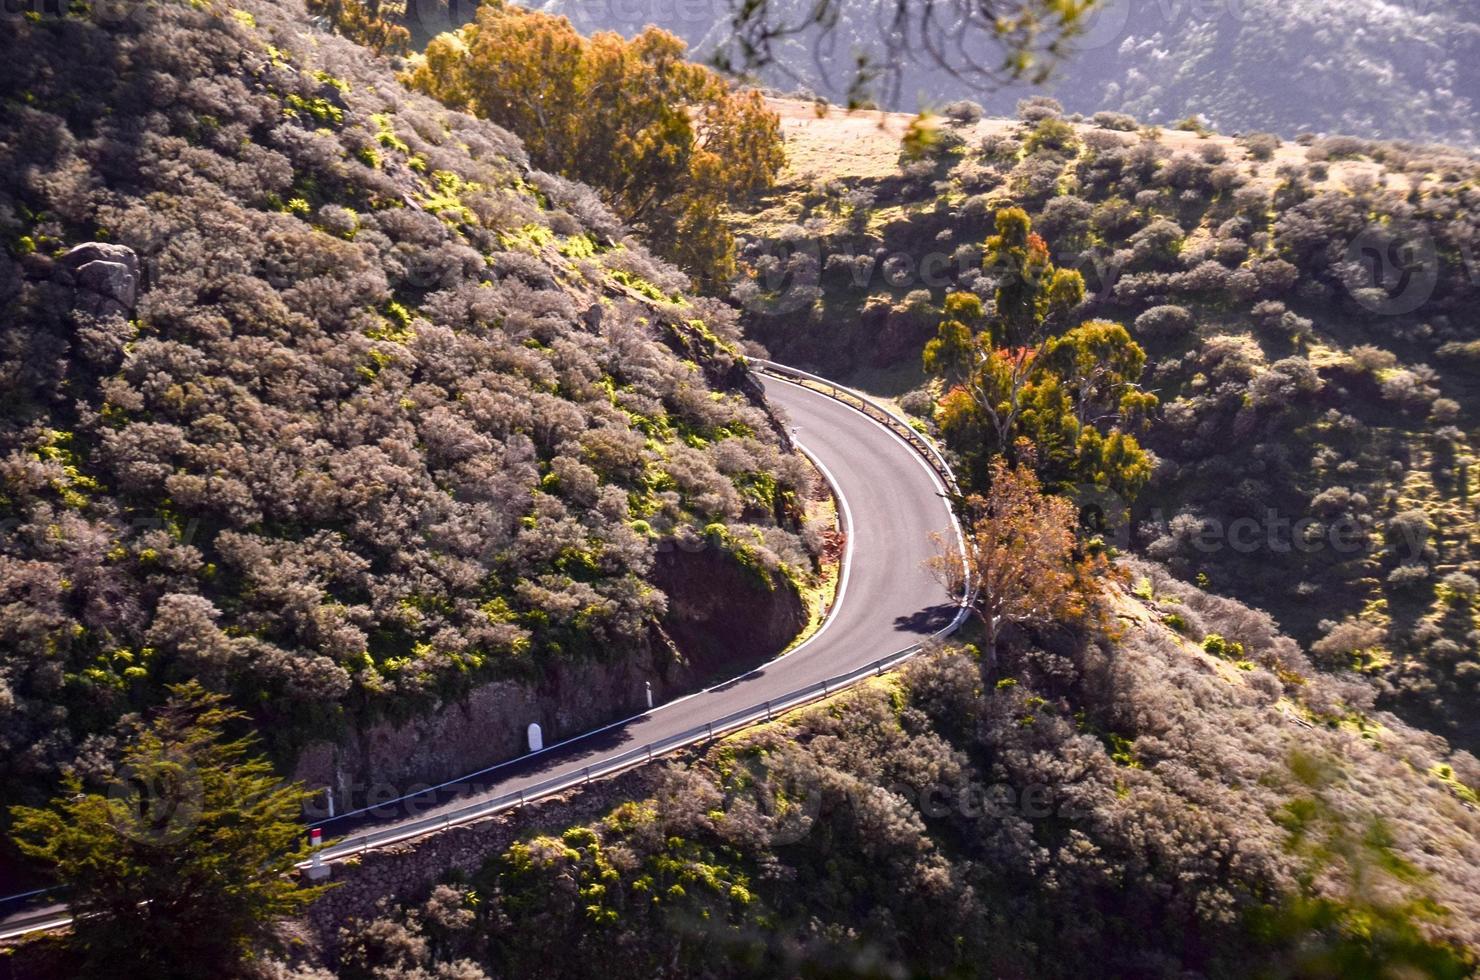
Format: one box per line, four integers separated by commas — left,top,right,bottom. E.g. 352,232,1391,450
518,789,525,808
822,679,829,695
765,700,771,720
584,766,591,784
646,744,653,761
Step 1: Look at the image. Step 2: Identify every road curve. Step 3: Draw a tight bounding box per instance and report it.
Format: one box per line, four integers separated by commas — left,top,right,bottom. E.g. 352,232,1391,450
328,374,961,828
0,374,962,940
335,376,959,829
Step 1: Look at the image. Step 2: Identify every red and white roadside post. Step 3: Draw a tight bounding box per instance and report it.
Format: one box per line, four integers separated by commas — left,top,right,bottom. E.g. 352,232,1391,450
307,827,331,881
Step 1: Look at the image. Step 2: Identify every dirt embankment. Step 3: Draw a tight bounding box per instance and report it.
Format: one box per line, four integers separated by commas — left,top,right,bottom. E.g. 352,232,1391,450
650,545,808,681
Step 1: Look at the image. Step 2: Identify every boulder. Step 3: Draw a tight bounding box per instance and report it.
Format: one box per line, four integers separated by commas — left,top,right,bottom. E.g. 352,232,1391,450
75,258,138,308
60,241,140,318
60,241,139,280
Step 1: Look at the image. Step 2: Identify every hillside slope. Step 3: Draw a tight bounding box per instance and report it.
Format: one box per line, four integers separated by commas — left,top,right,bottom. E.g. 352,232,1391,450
0,0,819,815
728,100,1480,753
306,566,1480,976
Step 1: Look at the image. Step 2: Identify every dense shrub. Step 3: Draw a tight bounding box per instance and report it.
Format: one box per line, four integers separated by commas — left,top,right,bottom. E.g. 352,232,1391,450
1016,95,1064,122
1091,110,1140,131
405,4,784,286
1237,132,1282,160
941,99,984,124
1133,304,1194,339
323,572,1480,976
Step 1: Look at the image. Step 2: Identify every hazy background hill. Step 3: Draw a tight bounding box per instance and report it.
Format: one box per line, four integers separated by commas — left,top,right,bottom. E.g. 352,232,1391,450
531,0,1480,147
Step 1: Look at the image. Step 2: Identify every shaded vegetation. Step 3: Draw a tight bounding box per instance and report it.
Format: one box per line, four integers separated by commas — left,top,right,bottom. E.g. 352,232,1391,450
320,573,1480,977
10,683,329,979
731,99,1480,752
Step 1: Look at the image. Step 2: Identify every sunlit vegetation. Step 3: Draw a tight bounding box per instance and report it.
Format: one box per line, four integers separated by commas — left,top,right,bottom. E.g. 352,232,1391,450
924,207,1154,498
929,456,1105,668
403,2,785,287
307,0,410,54
3,0,1479,976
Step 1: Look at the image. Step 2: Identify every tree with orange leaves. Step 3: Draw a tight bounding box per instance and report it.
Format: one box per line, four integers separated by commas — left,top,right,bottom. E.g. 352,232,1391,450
928,455,1103,672
405,3,784,286
307,0,411,54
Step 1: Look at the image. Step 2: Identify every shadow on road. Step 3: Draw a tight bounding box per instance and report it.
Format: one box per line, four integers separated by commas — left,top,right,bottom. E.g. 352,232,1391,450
893,602,960,635
309,720,642,836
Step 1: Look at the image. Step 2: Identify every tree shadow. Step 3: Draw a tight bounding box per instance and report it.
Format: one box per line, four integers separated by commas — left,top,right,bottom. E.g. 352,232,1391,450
893,602,961,637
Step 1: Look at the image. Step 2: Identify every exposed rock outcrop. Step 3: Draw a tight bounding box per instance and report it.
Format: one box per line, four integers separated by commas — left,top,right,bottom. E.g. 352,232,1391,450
291,637,694,808
59,242,139,319
649,544,808,680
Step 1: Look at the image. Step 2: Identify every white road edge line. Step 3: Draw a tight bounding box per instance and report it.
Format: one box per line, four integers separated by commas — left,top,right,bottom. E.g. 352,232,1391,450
763,373,970,619
771,435,855,661
0,915,71,942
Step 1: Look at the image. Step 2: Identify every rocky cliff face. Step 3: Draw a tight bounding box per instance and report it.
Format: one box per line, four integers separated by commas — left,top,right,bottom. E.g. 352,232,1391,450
292,635,678,802
292,545,808,801
649,544,808,680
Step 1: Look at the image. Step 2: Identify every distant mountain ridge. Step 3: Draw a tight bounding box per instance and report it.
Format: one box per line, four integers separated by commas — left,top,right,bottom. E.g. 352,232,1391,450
537,0,1480,146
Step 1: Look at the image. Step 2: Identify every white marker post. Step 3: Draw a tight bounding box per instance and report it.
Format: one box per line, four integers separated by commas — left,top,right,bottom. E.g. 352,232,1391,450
306,828,330,881
645,680,654,710
527,723,543,753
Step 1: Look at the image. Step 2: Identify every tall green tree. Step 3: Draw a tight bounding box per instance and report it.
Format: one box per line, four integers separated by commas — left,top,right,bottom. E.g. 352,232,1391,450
922,290,984,384
406,3,785,287
928,208,1155,500
9,683,328,979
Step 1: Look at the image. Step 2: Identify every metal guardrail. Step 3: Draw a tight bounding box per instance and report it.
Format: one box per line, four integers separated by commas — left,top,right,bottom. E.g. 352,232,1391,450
0,888,70,941
309,619,967,865
0,360,973,937
750,359,961,497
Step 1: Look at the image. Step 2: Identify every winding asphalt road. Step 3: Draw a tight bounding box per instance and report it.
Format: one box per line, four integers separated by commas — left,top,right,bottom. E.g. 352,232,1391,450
317,374,964,834
0,373,963,939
